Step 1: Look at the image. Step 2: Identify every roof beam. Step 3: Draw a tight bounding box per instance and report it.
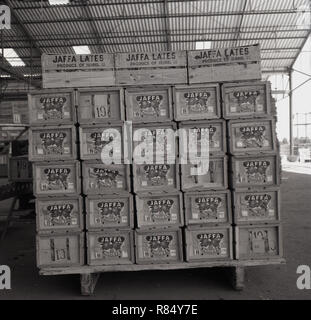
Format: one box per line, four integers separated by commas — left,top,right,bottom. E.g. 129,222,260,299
163,0,171,51
4,0,43,55
10,10,311,25
290,31,311,69
235,0,248,45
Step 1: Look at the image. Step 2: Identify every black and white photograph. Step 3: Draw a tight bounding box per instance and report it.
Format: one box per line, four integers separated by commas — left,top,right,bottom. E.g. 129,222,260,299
0,0,311,307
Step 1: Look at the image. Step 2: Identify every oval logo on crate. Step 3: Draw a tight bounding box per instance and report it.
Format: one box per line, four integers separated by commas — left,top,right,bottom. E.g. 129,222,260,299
45,203,74,225
233,91,260,111
89,132,114,154
146,235,173,256
39,132,67,154
239,126,267,148
195,197,222,218
184,91,211,113
90,168,119,188
244,194,272,217
97,201,125,222
43,168,71,189
147,199,174,220
40,97,67,119
243,161,270,182
197,233,225,255
98,236,125,257
136,95,163,117
144,165,170,186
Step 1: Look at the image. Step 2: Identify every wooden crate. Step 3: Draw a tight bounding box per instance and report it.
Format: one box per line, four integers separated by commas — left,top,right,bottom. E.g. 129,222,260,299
181,156,228,191
184,190,231,226
28,90,75,125
87,230,134,266
125,87,173,123
185,226,233,261
135,228,183,264
36,232,84,268
29,125,77,161
36,197,83,233
231,155,280,189
233,188,281,224
0,100,29,124
115,51,187,85
133,163,179,193
222,81,272,119
133,123,177,162
173,84,221,121
79,124,125,161
86,194,134,229
135,192,184,229
8,156,32,182
188,44,261,84
77,88,125,124
228,119,277,155
179,120,226,157
235,224,283,260
82,161,131,195
42,53,115,88
33,161,81,197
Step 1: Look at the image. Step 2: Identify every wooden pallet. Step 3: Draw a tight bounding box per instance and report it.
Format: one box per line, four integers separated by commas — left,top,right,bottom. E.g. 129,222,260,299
39,259,286,295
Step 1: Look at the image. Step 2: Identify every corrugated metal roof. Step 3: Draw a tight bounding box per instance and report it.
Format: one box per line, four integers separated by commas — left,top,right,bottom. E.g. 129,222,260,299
0,0,310,80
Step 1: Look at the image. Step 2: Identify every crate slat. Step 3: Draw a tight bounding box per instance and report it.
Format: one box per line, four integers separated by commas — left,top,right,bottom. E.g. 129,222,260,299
233,188,281,224
235,224,283,260
222,81,272,119
36,232,84,268
33,161,81,197
228,119,277,155
115,51,187,85
86,194,134,229
185,226,233,262
77,88,125,124
42,53,115,88
184,190,232,226
29,125,77,161
188,45,261,84
135,228,183,264
125,87,173,123
36,197,83,233
173,84,221,121
82,161,131,195
181,156,228,191
28,90,75,125
87,230,134,266
135,192,184,229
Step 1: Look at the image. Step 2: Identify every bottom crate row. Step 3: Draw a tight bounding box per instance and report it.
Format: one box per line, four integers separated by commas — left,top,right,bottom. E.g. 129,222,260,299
36,225,283,268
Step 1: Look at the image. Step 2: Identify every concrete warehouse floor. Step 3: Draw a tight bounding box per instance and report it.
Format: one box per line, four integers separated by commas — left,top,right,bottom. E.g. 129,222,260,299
0,171,311,300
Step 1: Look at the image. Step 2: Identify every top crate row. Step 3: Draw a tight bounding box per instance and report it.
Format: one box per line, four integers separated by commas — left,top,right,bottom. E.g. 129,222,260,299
28,81,273,125
42,45,261,88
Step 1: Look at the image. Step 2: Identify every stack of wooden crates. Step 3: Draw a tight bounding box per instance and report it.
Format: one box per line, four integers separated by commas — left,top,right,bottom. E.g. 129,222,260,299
29,90,84,268
31,46,283,273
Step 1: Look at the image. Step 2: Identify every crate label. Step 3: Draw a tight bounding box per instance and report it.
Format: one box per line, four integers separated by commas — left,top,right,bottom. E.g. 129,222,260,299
194,196,223,220
94,105,110,119
236,125,270,149
208,106,214,113
268,209,275,216
220,247,227,255
242,160,271,183
257,104,264,112
64,147,70,154
232,90,261,112
168,178,173,185
89,167,122,189
38,96,69,120
43,203,76,227
160,109,167,116
147,198,176,222
86,129,120,155
197,232,225,255
97,235,126,258
41,167,73,191
192,213,199,219
230,106,237,113
38,131,69,155
143,164,172,186
142,180,148,186
37,148,44,155
267,176,273,182
244,194,272,218
182,91,213,114
171,213,177,221
145,234,174,257
218,211,225,219
121,251,128,258
170,249,177,257
96,201,125,224
64,111,70,117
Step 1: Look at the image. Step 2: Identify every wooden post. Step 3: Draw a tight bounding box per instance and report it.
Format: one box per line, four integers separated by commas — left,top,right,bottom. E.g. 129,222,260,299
80,273,100,296
231,266,245,291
